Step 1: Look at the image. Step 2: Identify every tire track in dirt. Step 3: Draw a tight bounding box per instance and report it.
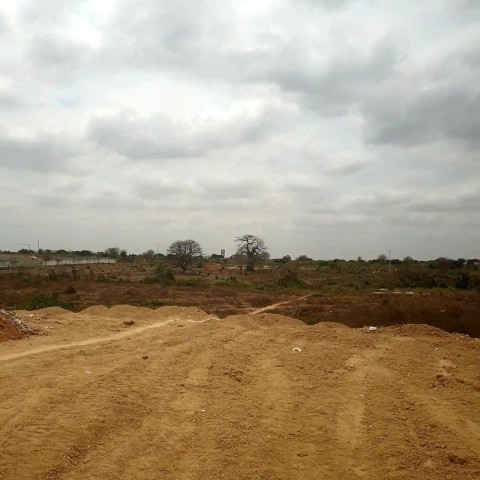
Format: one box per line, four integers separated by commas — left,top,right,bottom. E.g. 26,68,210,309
1,308,479,480
331,342,395,478
350,337,480,479
0,319,176,362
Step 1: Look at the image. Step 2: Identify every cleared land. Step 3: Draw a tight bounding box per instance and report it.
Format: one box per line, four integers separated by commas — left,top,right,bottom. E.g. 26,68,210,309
1,306,479,480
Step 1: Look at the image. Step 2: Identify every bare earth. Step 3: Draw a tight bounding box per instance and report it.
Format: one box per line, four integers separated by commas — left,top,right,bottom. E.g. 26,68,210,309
0,305,479,480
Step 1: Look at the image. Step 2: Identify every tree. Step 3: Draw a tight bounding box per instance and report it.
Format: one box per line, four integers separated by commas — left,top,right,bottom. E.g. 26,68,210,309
105,247,120,258
297,255,313,262
235,234,268,272
377,254,388,264
167,239,203,273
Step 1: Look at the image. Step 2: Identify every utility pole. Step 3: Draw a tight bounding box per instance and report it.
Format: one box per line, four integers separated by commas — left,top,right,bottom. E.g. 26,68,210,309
388,250,391,271
156,243,159,263
21,243,31,252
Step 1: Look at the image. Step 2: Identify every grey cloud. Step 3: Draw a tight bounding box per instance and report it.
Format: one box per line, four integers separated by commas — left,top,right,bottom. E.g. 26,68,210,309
84,192,145,211
382,212,442,229
100,0,234,71
34,192,74,208
28,33,92,79
340,189,480,224
88,105,295,160
408,191,480,214
0,133,83,172
88,113,203,160
267,39,402,116
100,0,403,113
199,180,259,200
298,0,354,9
366,87,480,148
456,0,480,13
134,180,193,200
0,10,9,36
134,178,264,204
324,159,368,176
0,90,24,109
20,0,85,29
463,47,480,68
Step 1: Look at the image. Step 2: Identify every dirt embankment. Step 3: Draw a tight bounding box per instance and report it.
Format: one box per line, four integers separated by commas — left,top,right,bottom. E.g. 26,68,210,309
0,305,479,480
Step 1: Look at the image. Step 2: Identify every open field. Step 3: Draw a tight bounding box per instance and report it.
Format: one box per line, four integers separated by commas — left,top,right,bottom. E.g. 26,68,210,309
0,262,479,337
1,305,479,480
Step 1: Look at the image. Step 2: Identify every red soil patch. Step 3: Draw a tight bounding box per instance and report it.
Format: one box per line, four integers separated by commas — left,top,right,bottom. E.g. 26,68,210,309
0,316,26,342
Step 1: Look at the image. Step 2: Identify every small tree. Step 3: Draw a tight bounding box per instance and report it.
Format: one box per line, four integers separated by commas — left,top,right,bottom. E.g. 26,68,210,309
167,239,202,273
235,234,268,272
297,255,313,262
377,254,388,264
154,263,175,284
105,247,120,258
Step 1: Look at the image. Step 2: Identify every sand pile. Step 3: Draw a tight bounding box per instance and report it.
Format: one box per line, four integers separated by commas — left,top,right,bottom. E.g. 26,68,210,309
1,305,479,480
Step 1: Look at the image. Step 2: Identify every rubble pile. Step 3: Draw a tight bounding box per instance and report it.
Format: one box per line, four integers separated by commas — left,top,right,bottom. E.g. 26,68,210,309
0,309,41,341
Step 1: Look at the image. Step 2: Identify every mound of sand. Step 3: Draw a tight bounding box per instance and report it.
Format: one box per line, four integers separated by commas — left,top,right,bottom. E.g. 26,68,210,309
1,305,478,480
223,312,305,329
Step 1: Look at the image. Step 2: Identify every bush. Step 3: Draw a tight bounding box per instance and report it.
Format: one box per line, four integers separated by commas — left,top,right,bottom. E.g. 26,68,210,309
154,263,175,284
22,292,73,311
455,273,472,290
275,266,305,287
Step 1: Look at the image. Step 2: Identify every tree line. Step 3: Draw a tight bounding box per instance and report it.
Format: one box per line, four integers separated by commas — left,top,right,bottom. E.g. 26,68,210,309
3,238,478,275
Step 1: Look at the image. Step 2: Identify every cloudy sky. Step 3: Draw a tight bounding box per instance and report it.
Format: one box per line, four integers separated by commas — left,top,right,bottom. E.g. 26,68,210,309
0,0,479,259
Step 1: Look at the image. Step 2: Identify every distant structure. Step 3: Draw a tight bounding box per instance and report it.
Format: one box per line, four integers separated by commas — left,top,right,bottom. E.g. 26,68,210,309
0,255,116,269
41,258,116,267
221,249,225,258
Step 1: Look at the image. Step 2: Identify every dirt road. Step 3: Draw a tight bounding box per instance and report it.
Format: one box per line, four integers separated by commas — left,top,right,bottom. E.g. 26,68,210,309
0,305,479,480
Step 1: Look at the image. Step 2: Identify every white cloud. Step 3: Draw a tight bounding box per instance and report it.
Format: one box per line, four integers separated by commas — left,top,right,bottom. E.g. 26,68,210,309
0,0,478,259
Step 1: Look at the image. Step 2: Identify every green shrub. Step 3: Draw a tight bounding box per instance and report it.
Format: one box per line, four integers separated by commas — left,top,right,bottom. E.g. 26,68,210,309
149,263,175,284
275,265,305,288
455,273,472,290
22,292,73,311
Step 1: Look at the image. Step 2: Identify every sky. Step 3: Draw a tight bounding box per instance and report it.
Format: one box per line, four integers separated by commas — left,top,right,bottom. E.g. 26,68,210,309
0,0,479,260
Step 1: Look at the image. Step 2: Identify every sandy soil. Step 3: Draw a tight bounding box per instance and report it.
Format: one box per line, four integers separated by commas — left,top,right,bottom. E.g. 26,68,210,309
0,305,479,480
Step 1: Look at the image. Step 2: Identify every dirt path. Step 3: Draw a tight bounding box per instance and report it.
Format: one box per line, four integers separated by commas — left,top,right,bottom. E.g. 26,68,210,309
249,295,311,315
0,319,176,362
0,306,479,480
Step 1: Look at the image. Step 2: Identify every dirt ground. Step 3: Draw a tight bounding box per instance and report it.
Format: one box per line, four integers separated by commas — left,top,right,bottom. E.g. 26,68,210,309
0,305,479,480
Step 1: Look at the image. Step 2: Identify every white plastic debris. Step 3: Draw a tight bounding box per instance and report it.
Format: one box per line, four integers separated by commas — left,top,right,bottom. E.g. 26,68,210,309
366,326,378,332
84,371,92,374
292,347,302,352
